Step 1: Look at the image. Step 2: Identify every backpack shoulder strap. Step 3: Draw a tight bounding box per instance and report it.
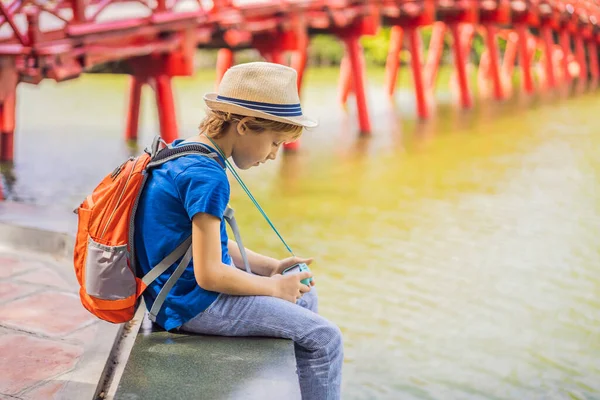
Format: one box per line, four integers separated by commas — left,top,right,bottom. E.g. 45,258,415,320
146,142,225,170
145,236,193,322
223,206,251,274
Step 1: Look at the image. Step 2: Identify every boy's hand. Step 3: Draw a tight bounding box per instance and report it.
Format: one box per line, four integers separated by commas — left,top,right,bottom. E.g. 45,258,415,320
273,257,316,286
270,272,313,302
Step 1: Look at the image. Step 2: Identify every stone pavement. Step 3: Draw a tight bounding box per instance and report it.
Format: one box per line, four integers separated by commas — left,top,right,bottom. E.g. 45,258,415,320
0,249,122,400
0,200,127,400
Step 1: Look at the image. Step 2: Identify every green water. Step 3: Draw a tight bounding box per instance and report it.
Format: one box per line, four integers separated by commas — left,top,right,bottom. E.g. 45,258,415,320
9,67,600,399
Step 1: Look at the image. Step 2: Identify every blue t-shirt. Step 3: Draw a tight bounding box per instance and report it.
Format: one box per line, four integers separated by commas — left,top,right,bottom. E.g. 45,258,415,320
134,140,231,331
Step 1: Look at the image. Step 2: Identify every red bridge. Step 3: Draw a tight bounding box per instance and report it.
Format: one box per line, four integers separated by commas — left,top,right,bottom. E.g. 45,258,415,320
2,0,599,162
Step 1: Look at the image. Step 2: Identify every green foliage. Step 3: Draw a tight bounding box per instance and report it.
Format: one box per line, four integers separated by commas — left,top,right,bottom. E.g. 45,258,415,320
360,28,391,65
306,27,514,68
308,35,345,66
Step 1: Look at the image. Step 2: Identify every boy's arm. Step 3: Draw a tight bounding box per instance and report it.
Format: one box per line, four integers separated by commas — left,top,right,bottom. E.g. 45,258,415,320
192,212,312,300
228,240,316,284
227,240,278,276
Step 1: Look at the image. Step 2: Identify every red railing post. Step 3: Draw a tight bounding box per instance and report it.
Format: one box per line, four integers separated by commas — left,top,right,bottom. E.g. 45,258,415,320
291,30,309,95
0,88,16,162
268,51,286,65
574,34,587,83
560,30,572,84
385,26,403,97
70,0,86,23
450,23,472,109
588,41,599,83
424,22,445,90
502,32,518,78
541,25,556,88
216,48,234,89
516,25,534,93
484,24,504,100
153,75,178,144
125,76,144,141
25,10,40,47
407,28,428,119
286,29,309,152
343,35,371,134
338,56,353,106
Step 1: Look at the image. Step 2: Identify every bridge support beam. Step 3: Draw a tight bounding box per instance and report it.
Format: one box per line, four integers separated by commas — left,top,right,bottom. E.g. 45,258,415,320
124,53,186,145
0,58,18,163
385,26,403,98
0,88,16,163
588,41,599,85
291,48,308,95
123,74,178,144
216,48,234,89
153,75,178,144
407,28,428,119
484,24,504,100
286,41,310,152
342,35,371,134
291,32,309,95
502,32,517,79
125,76,144,142
449,23,472,109
574,35,587,84
560,30,572,85
424,22,445,91
541,25,556,88
262,51,286,65
339,56,353,106
516,25,535,94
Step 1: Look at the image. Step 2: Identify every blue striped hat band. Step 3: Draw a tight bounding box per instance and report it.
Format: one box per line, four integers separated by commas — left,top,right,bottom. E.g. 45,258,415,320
216,95,303,117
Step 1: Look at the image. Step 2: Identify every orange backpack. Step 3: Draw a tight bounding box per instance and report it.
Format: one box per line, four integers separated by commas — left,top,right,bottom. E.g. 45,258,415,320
73,136,224,324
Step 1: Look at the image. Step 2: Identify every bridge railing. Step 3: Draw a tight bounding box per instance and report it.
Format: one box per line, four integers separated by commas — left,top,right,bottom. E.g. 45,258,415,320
0,0,213,48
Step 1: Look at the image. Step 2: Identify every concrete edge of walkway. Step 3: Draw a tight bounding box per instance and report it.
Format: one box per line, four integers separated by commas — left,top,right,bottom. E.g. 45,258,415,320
0,201,76,260
0,200,140,400
100,303,146,400
0,217,75,260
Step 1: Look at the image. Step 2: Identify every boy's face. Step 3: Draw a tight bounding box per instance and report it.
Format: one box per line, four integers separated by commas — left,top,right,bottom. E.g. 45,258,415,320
232,125,298,170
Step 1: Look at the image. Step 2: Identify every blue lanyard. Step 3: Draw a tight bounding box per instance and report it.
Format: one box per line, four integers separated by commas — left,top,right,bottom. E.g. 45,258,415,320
205,135,295,256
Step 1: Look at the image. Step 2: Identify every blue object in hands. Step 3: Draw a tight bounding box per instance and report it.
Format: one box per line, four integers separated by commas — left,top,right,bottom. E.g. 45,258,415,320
282,263,313,286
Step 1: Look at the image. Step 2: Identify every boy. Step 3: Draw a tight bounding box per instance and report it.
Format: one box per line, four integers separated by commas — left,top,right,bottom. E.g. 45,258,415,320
134,62,343,400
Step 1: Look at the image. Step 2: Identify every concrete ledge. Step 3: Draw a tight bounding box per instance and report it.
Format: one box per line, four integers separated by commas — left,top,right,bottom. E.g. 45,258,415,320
115,315,301,400
0,201,76,259
58,318,125,400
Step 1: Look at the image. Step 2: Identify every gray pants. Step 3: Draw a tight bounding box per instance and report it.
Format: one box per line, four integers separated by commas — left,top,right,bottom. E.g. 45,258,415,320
180,288,343,400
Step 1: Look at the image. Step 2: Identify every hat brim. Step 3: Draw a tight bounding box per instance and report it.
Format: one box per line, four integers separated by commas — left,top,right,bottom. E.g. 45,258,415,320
204,93,318,128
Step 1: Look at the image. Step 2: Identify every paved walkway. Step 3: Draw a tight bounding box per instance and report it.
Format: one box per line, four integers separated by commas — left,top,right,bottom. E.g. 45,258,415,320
0,201,301,399
0,248,121,400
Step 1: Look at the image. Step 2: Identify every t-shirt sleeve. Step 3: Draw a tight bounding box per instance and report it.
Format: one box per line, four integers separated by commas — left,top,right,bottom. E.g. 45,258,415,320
174,162,230,221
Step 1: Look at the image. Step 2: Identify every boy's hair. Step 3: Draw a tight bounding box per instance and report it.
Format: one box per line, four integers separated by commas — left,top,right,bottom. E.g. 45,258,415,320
199,110,303,140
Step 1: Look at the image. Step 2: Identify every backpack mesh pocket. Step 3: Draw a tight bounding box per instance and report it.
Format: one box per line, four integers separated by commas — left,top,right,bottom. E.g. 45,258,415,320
85,238,136,300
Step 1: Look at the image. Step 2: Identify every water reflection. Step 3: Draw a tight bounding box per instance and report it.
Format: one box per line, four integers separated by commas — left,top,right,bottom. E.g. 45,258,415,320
0,162,15,200
9,68,600,399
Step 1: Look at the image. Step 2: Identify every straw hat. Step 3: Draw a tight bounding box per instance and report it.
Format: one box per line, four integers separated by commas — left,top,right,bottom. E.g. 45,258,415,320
204,62,318,128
